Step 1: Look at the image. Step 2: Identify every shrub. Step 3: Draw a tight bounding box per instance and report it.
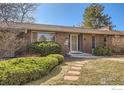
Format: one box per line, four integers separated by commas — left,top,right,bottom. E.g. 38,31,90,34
28,41,62,56
93,46,112,56
0,55,64,85
48,54,64,64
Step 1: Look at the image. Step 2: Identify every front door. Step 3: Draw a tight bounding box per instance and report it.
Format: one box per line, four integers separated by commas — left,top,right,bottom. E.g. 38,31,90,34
70,34,78,52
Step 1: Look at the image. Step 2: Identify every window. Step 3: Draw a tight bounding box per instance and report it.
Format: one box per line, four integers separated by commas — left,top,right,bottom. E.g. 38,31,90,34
92,35,96,48
104,36,107,42
104,36,107,46
37,32,55,42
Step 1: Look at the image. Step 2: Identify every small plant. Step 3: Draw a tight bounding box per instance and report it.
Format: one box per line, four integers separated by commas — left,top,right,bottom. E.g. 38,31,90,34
93,46,112,56
28,41,62,56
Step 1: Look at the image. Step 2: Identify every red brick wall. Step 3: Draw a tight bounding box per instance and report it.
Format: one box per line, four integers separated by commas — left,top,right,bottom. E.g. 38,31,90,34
26,30,31,45
55,32,70,54
27,30,124,54
82,34,92,53
107,35,124,54
95,35,104,47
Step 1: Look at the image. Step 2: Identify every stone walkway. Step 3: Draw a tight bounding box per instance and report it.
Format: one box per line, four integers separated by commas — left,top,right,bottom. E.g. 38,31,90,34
64,61,88,81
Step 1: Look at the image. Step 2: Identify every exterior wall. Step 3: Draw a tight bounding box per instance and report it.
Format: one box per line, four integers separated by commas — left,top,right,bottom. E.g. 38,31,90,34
82,34,92,53
81,34,105,53
106,35,124,54
28,30,124,55
81,34,108,53
91,34,124,54
81,34,124,54
0,29,30,58
55,32,70,54
29,31,70,54
106,35,113,47
95,35,104,47
26,30,32,45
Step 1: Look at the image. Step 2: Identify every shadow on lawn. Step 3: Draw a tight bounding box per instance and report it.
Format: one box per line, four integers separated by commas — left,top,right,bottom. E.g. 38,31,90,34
27,65,62,85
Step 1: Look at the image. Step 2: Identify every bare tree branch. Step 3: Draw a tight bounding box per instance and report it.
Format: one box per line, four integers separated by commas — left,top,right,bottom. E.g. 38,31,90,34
0,3,38,23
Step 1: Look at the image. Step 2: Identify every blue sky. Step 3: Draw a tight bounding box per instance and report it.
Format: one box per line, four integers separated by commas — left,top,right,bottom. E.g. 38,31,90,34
35,3,124,30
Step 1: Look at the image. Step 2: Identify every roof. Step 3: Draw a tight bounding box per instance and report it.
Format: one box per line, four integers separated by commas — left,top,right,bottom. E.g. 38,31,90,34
0,22,124,35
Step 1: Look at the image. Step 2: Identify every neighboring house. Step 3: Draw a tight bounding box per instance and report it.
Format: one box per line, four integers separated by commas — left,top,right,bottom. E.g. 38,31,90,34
1,22,124,56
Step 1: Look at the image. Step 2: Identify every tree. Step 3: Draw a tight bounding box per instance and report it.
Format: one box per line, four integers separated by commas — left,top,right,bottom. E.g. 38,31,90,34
16,3,38,23
0,4,19,22
0,3,38,23
0,3,38,58
82,3,113,29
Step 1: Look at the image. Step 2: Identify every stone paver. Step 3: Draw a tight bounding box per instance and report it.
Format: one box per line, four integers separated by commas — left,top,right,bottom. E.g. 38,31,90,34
64,76,79,81
75,62,85,64
71,64,83,67
67,70,80,75
81,61,88,63
64,61,88,81
70,66,82,71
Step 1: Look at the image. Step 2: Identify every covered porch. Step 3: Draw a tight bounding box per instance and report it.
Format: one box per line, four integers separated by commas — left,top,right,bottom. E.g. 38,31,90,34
68,33,94,58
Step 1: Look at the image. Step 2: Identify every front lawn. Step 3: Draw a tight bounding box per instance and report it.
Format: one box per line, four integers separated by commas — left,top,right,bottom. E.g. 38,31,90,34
28,58,124,85
79,60,124,85
64,59,124,85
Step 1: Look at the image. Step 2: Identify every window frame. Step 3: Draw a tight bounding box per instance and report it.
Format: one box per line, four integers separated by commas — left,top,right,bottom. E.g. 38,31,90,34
104,35,107,46
92,35,96,49
37,32,55,42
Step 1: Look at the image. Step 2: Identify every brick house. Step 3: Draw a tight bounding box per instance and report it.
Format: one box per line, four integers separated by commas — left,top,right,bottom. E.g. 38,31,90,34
1,22,124,56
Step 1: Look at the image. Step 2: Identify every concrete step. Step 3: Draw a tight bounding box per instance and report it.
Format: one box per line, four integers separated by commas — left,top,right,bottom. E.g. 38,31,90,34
68,51,97,58
71,55,97,58
71,54,92,56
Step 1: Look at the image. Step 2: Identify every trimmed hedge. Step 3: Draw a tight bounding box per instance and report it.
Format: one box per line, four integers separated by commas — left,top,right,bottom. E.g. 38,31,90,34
28,41,62,56
93,46,112,56
0,54,64,85
48,54,64,64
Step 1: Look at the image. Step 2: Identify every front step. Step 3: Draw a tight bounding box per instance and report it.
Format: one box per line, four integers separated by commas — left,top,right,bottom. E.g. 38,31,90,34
68,51,96,58
69,51,83,54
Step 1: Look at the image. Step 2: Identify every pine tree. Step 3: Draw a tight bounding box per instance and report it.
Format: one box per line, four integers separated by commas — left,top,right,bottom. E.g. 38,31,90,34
83,3,113,29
